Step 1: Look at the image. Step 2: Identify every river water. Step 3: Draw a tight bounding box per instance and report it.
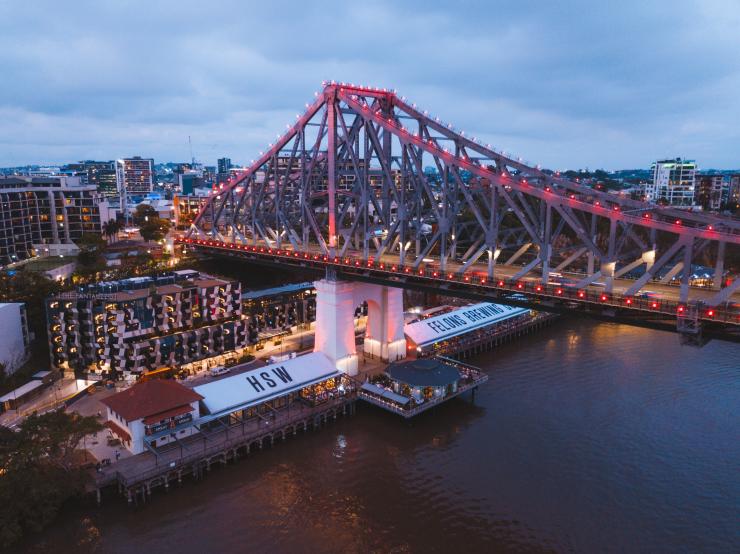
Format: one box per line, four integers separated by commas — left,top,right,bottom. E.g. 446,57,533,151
22,319,739,553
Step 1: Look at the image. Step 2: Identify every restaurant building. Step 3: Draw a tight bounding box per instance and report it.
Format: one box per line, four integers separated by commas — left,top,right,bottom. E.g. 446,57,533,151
359,357,488,418
193,352,350,425
101,379,204,454
404,302,530,356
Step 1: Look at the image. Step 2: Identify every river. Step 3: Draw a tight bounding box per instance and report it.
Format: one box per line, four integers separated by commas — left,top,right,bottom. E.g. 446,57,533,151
20,319,739,553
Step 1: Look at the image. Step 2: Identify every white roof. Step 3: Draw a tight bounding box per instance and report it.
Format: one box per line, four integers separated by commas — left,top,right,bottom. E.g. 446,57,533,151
404,302,530,347
0,379,44,402
194,352,340,418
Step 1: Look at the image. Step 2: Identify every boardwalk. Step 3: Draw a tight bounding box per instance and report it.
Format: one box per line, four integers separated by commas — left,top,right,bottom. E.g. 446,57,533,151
95,394,356,503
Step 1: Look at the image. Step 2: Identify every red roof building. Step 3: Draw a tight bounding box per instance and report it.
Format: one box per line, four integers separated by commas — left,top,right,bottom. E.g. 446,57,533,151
101,380,204,454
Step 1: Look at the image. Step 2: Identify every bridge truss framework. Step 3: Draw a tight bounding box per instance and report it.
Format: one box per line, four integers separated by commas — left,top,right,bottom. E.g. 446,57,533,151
185,83,740,343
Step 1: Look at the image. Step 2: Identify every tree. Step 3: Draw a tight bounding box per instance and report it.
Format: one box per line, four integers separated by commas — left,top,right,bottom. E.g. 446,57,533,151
102,218,122,244
139,216,170,242
75,232,107,268
0,410,103,547
133,204,157,226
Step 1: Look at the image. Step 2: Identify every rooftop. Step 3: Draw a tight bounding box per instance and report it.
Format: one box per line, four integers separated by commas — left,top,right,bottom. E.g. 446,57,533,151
100,379,203,422
386,358,461,388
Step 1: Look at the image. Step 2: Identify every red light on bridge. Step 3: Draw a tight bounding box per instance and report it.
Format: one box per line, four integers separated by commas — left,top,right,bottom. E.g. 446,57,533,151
480,279,486,284
569,194,576,199
675,220,682,225
677,305,685,314
578,291,585,298
556,288,563,295
516,282,524,289
595,201,600,206
498,280,505,287
433,272,438,277
464,276,470,282
600,294,608,302
707,225,713,231
544,187,551,192
707,309,715,317
535,285,542,292
625,298,632,305
651,301,659,309
613,206,619,211
643,213,651,219
404,267,411,273
391,265,397,271
448,273,454,279
379,263,384,269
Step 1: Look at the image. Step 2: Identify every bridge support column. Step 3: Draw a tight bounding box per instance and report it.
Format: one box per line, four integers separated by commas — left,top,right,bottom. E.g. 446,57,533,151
313,279,359,375
362,285,406,363
314,279,406,375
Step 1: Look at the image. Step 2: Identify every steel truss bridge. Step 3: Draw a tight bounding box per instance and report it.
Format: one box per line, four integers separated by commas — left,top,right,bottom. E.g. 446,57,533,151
182,82,740,344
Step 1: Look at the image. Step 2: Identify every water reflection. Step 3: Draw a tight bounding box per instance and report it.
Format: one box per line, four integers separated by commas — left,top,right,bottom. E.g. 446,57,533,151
21,319,740,554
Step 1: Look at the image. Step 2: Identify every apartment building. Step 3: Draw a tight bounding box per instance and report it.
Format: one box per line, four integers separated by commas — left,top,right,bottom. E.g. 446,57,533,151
46,270,247,381
0,176,101,265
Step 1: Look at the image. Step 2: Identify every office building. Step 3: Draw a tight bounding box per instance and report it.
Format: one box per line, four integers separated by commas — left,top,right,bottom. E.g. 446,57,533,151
0,303,32,375
116,157,154,196
46,270,248,381
643,158,696,207
0,176,101,265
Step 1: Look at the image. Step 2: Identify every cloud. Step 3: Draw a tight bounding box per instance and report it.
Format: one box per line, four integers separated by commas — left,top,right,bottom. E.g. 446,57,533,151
0,0,738,168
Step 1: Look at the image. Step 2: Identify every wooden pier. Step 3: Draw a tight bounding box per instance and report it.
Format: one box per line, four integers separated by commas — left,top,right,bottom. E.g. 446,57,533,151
94,395,357,504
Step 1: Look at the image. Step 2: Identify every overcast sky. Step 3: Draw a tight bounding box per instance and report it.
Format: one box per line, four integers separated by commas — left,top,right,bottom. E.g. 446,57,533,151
1,0,739,170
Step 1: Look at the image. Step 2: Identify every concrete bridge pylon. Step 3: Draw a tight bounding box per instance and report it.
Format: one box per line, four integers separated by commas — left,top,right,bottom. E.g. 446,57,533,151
313,277,406,375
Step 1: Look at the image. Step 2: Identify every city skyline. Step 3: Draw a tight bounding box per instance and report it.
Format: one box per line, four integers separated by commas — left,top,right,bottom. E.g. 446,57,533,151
1,1,740,169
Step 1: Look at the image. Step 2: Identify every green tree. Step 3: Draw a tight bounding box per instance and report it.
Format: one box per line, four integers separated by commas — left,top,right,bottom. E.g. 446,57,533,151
75,232,107,268
102,218,122,244
139,216,170,242
132,204,157,226
0,410,103,547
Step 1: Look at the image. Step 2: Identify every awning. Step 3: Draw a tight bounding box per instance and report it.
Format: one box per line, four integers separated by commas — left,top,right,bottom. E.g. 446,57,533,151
142,404,193,425
404,302,530,348
105,420,132,442
194,352,340,419
361,382,410,405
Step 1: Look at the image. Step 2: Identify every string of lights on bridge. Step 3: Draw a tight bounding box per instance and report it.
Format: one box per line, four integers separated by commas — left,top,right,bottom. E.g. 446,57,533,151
178,237,734,323
207,81,737,242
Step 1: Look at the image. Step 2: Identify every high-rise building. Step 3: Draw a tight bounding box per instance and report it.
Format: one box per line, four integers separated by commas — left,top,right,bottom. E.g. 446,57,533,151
64,161,118,197
46,270,248,381
115,157,154,197
0,176,101,265
695,175,723,211
643,158,696,207
217,157,232,175
217,157,232,183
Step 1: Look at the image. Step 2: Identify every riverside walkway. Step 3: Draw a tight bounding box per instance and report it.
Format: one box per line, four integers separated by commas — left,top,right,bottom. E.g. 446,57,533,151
94,394,357,504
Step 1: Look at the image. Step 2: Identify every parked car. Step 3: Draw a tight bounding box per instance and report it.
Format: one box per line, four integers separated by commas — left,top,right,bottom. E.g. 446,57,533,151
210,366,230,377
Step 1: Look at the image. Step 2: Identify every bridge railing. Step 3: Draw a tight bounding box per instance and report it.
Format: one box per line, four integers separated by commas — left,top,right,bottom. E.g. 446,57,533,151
178,238,740,326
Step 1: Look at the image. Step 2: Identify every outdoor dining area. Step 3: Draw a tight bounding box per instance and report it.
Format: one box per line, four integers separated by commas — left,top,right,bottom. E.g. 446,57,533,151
358,357,488,418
